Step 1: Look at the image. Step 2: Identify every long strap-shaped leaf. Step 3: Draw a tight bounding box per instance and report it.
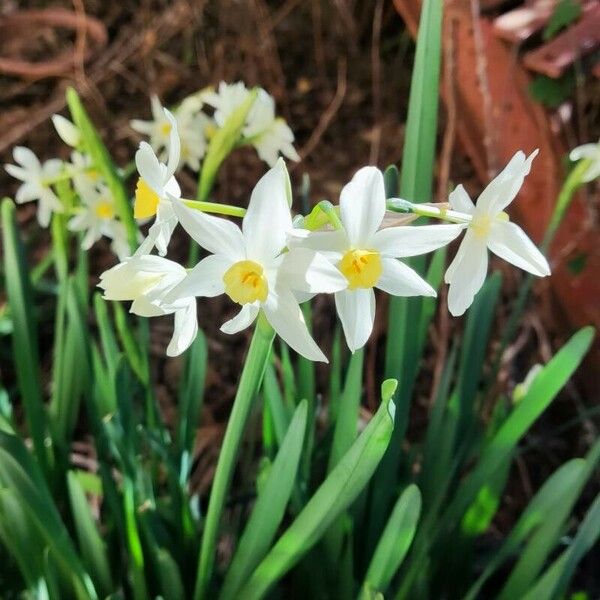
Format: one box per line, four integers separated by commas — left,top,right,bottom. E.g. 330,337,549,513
66,87,138,250
220,400,308,600
1,199,50,477
237,380,397,600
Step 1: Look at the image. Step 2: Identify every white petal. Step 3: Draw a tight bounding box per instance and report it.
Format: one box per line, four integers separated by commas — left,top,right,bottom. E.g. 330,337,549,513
278,248,347,293
477,149,538,215
164,109,181,180
131,296,168,318
5,164,29,182
377,258,436,297
334,288,375,352
243,161,292,262
135,142,163,193
220,303,260,334
52,115,80,147
264,289,327,362
488,221,550,276
373,223,465,258
287,228,348,257
569,144,597,161
167,301,198,356
13,147,40,172
172,201,245,261
170,254,231,299
449,184,475,213
445,232,488,316
340,166,386,247
582,161,600,183
15,182,40,203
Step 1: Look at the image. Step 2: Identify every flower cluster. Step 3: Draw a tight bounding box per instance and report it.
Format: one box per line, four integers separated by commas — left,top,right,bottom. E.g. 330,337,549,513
100,113,552,361
5,115,133,257
131,81,299,171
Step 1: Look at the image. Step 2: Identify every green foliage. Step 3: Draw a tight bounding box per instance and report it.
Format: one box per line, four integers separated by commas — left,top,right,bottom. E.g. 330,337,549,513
544,0,581,40
529,72,576,108
1,4,598,599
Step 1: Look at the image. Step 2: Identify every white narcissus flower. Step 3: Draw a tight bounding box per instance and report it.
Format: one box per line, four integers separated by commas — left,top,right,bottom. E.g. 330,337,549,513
445,150,550,317
131,95,211,173
291,167,464,352
98,252,197,356
4,147,64,227
170,159,347,362
70,151,104,194
133,109,181,256
569,139,600,183
204,82,300,167
68,183,129,259
130,96,174,157
51,114,81,147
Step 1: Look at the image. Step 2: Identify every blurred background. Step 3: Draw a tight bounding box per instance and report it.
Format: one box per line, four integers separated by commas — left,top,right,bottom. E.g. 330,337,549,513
0,0,599,588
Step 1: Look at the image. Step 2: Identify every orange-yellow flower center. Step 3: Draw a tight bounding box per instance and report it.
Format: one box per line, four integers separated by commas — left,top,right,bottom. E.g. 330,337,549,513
94,200,115,220
223,260,268,305
339,249,382,289
160,122,172,136
134,178,160,219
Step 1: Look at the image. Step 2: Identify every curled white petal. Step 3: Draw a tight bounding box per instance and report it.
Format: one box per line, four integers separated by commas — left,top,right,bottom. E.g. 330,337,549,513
242,160,293,262
488,221,550,277
279,248,347,294
340,166,386,247
167,300,198,357
264,289,327,362
445,232,488,316
376,258,435,297
170,254,231,299
334,288,376,353
52,115,81,147
373,223,464,258
173,201,245,261
221,303,260,334
477,149,538,215
449,184,475,214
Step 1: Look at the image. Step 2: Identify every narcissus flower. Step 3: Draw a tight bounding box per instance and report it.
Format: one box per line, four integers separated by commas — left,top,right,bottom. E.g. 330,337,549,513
131,95,211,172
569,139,600,183
445,150,550,316
290,167,463,351
133,109,181,256
170,160,346,362
99,252,197,356
204,82,300,167
68,183,129,258
4,147,64,227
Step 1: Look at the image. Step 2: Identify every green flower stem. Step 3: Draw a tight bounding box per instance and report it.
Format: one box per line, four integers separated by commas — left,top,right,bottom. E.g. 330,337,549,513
194,314,275,600
386,197,469,224
182,199,246,218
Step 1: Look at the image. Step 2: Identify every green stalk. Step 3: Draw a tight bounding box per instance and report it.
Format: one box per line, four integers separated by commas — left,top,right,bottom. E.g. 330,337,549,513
194,314,275,600
183,199,246,218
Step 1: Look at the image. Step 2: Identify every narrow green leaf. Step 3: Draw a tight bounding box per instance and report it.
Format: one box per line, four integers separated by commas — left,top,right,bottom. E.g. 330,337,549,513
523,492,600,600
1,199,49,476
237,380,397,600
197,89,258,202
364,484,421,593
444,326,595,528
0,433,97,599
66,87,137,249
220,400,308,600
67,471,112,596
